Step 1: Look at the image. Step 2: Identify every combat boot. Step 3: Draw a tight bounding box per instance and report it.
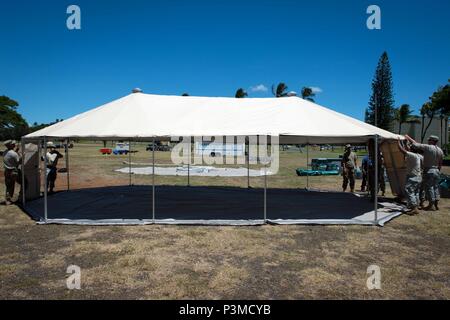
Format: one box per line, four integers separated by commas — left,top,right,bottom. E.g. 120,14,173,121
419,201,425,210
406,207,420,215
434,200,439,211
424,202,437,211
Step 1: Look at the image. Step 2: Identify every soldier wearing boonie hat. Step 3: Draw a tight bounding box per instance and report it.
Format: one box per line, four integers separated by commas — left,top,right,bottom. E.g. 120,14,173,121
3,140,21,205
404,134,444,211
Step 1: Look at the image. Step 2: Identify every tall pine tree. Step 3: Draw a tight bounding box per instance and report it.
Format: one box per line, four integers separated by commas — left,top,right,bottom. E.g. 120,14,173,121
365,52,395,131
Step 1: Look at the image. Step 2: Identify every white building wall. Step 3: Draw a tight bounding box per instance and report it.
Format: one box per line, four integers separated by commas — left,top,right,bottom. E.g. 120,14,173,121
391,116,449,148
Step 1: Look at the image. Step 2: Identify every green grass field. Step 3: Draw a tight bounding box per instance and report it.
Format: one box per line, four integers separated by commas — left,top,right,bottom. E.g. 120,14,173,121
44,141,372,191
0,142,449,299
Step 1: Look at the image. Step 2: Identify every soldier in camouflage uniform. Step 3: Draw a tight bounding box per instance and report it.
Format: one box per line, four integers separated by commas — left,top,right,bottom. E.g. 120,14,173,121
3,140,21,205
405,134,444,211
341,144,358,193
397,139,423,215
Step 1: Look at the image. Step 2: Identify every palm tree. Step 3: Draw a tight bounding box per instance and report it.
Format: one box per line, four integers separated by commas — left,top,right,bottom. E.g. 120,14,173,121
396,104,411,134
420,102,434,142
235,88,248,98
420,105,426,142
272,83,289,97
301,87,315,102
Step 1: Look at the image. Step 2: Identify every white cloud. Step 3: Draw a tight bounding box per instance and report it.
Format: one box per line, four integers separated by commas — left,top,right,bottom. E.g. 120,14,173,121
249,84,268,92
309,86,323,94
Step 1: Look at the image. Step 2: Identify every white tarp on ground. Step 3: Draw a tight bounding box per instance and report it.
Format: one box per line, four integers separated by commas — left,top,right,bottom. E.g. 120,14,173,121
115,165,275,177
24,92,401,144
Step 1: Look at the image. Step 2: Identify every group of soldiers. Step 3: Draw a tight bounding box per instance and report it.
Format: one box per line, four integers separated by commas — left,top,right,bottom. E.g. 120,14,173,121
340,134,444,214
341,140,385,200
399,134,444,214
2,140,63,205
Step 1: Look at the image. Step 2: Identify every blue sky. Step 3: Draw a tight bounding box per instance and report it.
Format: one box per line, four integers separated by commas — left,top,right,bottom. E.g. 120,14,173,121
1,0,449,125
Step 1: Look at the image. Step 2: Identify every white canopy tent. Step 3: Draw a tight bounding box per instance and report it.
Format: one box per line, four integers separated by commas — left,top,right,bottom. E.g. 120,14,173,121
22,92,403,225
25,92,399,143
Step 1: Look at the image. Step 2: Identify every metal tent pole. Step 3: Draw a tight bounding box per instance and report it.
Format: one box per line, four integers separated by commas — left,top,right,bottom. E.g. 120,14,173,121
247,138,250,188
128,140,131,186
43,137,48,221
38,141,41,193
187,137,190,186
306,143,309,190
152,137,155,223
264,163,267,223
264,136,269,223
21,139,26,205
374,135,379,225
65,139,70,191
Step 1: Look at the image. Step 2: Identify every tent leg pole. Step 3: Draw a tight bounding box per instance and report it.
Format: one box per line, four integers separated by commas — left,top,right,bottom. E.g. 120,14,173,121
44,137,48,222
38,142,41,193
374,134,379,225
264,163,267,223
152,137,155,223
187,137,190,187
65,139,70,191
129,140,131,186
247,138,250,188
306,143,309,190
21,139,26,206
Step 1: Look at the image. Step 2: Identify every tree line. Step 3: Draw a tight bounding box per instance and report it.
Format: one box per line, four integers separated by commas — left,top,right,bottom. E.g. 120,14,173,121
0,95,63,141
364,52,449,144
182,85,317,101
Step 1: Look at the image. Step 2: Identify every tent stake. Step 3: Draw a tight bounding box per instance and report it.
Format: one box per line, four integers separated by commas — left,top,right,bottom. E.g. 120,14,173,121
374,134,379,225
65,139,70,191
21,139,26,206
44,137,48,222
152,137,155,223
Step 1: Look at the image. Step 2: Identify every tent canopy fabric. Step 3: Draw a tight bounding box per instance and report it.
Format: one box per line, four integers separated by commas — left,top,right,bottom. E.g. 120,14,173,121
24,92,400,144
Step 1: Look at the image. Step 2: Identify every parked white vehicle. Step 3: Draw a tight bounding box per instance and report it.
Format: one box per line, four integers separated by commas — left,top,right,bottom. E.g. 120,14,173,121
113,142,129,155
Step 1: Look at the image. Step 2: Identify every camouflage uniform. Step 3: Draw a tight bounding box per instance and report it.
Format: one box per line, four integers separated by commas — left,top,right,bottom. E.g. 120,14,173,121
45,145,63,193
360,156,369,192
412,142,444,204
3,146,20,203
404,152,423,209
341,147,357,191
423,168,441,202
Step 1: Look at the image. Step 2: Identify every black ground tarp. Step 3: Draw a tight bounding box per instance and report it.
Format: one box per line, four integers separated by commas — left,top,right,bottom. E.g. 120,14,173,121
24,185,404,225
